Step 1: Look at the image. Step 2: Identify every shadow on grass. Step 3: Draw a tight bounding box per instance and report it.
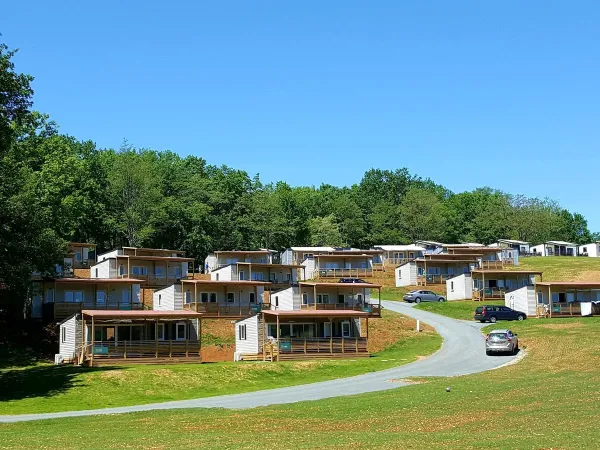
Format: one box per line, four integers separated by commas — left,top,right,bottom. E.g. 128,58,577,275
0,364,120,403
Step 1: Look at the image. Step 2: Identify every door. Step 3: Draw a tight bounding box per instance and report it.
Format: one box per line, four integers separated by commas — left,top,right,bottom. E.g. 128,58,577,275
338,294,345,304
323,322,331,338
176,322,187,341
341,321,351,338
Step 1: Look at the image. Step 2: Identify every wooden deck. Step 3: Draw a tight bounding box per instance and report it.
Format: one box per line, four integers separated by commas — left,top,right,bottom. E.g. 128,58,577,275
183,302,261,318
54,302,145,320
416,274,458,286
315,268,373,279
82,339,202,366
260,337,369,361
300,303,381,317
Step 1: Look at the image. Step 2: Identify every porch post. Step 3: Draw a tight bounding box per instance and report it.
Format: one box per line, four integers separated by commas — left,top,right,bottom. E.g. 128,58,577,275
548,285,552,318
424,261,427,286
329,317,333,353
378,288,381,313
81,318,86,364
239,288,242,316
194,283,197,311
313,284,317,308
90,316,95,366
482,272,485,302
127,258,130,279
366,317,369,339
249,264,252,281
262,312,266,361
276,314,280,362
198,317,202,358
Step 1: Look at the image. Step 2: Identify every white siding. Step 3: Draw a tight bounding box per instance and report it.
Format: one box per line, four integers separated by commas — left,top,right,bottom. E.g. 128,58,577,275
280,249,293,265
90,259,114,278
58,315,79,361
578,243,600,257
302,258,316,280
446,274,473,301
153,285,176,311
505,286,536,316
210,266,234,281
234,315,260,359
270,287,295,310
97,250,120,262
395,262,416,287
204,254,217,273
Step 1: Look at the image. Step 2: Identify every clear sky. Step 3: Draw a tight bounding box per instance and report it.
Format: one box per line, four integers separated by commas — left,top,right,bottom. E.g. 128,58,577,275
2,1,600,231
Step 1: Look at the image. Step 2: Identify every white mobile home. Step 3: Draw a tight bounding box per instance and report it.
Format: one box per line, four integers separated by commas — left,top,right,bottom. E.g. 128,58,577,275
446,274,473,301
578,242,600,257
280,247,335,266
204,250,278,273
495,239,530,255
530,241,577,257
210,262,302,288
372,245,425,267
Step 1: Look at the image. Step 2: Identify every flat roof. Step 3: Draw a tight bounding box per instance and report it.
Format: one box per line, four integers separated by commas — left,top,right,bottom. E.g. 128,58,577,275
52,278,146,284
315,254,373,259
214,250,276,255
416,258,477,263
472,270,543,275
498,239,530,245
115,255,195,262
262,310,370,318
299,282,382,289
233,262,304,268
373,245,424,252
290,247,335,252
82,310,202,319
123,247,185,254
182,279,272,286
536,281,600,288
536,241,577,246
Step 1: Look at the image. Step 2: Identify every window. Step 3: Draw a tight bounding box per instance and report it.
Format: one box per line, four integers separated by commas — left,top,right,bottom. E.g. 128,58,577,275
249,292,255,303
239,271,245,281
76,252,82,262
174,266,182,278
69,291,83,303
302,293,308,305
176,323,186,340
122,290,130,304
96,291,106,304
238,324,247,340
450,281,454,292
338,294,345,304
409,252,415,259
119,265,125,275
357,294,363,303
201,293,209,303
286,273,292,283
46,289,54,303
156,323,165,340
341,321,351,338
209,293,217,303
95,268,98,277
185,291,192,304
132,266,148,276
227,292,235,303
275,296,279,307
317,294,329,304
61,327,66,343
158,294,162,306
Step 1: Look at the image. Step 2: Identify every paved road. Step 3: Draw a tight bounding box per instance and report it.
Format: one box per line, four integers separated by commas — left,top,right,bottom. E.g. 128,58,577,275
0,301,520,423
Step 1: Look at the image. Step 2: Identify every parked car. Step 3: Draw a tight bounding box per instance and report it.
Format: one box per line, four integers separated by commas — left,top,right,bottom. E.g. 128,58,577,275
338,278,367,283
474,305,526,323
485,329,519,355
403,290,445,303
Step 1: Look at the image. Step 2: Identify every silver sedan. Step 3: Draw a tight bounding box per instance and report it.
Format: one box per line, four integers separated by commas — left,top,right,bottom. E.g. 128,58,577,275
485,329,519,355
403,290,445,303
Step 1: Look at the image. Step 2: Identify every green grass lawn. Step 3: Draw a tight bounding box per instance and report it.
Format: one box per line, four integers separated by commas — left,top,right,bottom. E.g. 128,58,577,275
2,317,598,449
414,299,505,320
0,310,440,415
512,256,600,281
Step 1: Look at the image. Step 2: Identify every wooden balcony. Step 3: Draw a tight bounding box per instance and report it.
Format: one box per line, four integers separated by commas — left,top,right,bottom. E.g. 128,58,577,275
117,274,191,286
183,302,262,318
82,339,201,366
54,302,145,319
266,337,369,361
300,303,381,317
472,288,506,301
315,268,373,279
417,274,460,286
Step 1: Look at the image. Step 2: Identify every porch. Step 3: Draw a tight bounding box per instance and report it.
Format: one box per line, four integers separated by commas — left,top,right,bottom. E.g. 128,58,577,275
416,273,458,286
471,270,542,302
536,282,600,318
117,273,192,286
183,302,262,318
54,301,145,320
479,259,514,270
315,267,373,278
298,282,382,318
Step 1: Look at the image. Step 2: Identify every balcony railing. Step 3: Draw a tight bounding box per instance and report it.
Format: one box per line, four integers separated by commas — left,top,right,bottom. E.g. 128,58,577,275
479,260,514,270
315,268,373,279
83,339,201,363
183,302,262,317
473,288,507,300
54,302,145,319
299,303,381,317
117,273,191,285
417,274,463,285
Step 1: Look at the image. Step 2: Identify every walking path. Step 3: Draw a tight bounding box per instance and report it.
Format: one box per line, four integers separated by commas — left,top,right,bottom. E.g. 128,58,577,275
0,301,520,423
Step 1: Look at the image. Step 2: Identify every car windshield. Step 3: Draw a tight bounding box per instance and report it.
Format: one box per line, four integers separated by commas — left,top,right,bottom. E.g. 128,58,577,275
489,333,507,341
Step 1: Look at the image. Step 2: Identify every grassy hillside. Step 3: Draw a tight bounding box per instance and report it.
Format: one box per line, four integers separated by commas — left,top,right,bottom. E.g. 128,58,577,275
512,256,600,281
0,310,440,415
2,317,598,449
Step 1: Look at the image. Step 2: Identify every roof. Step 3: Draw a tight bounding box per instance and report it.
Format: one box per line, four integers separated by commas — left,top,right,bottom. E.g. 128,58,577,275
81,310,203,319
123,247,185,254
415,258,477,263
471,269,543,275
290,246,336,252
115,255,195,262
444,243,484,248
232,262,304,268
536,281,600,288
498,239,530,245
214,250,277,255
51,278,146,284
536,241,577,246
315,254,374,259
414,240,445,246
373,245,424,252
182,279,272,286
299,282,382,289
262,310,370,318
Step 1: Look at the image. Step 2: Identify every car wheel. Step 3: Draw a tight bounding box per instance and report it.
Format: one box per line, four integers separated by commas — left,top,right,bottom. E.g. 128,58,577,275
517,314,524,321
486,350,491,356
489,316,497,323
513,345,518,355
415,297,421,304
438,297,445,302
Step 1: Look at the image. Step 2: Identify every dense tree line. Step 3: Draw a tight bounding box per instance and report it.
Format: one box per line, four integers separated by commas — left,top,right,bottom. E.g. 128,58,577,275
1,43,597,317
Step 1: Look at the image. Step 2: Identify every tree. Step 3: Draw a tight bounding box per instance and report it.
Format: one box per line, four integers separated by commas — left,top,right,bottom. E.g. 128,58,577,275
307,215,344,247
397,187,448,242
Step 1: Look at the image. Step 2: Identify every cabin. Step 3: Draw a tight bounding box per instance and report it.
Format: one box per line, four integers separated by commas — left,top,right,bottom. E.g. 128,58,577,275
280,247,336,266
446,269,543,301
234,310,370,361
309,251,376,279
268,282,381,317
414,240,446,255
204,249,279,273
530,241,577,257
532,281,600,317
577,242,600,257
443,245,518,269
371,245,425,268
63,242,97,273
210,262,303,289
57,310,203,366
91,247,195,287
30,278,144,321
396,256,477,287
494,239,531,255
154,279,270,318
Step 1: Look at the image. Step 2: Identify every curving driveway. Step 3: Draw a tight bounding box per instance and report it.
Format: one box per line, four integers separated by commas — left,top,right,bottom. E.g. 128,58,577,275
0,301,520,423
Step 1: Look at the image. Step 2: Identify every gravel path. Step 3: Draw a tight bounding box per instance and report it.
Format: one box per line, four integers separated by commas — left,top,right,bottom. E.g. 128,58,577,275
0,301,520,423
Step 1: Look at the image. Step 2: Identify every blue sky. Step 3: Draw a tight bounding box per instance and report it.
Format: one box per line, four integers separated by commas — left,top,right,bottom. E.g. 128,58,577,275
2,1,600,230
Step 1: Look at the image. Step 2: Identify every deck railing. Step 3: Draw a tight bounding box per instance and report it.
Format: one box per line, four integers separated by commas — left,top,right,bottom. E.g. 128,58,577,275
417,274,461,285
117,274,192,285
183,302,261,317
54,302,145,318
315,268,373,279
83,339,201,361
472,288,507,300
299,303,381,316
275,337,368,355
